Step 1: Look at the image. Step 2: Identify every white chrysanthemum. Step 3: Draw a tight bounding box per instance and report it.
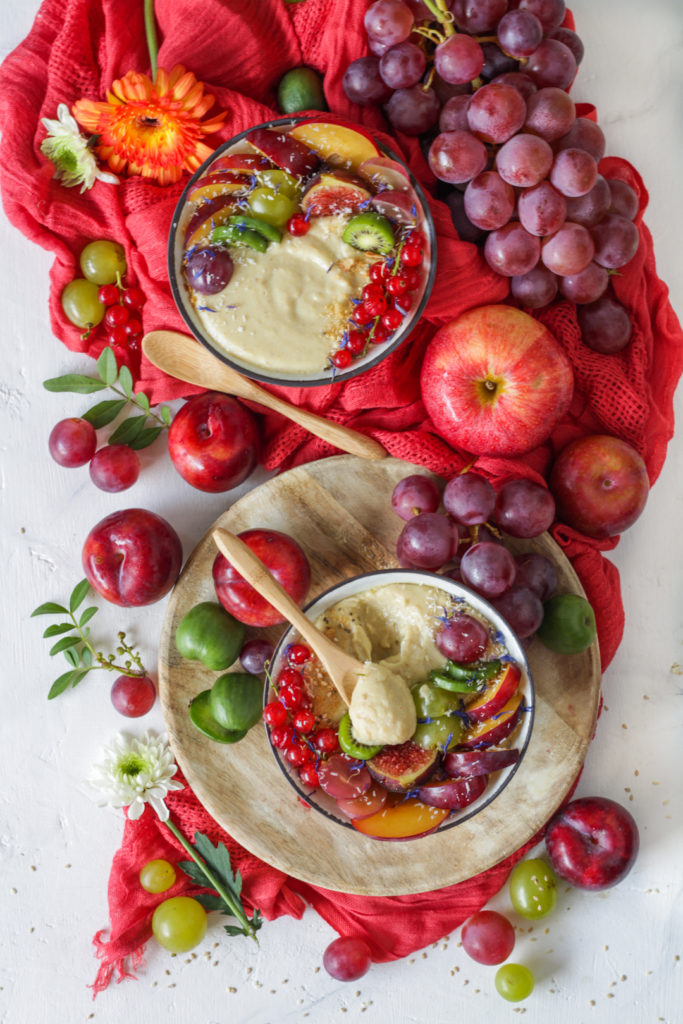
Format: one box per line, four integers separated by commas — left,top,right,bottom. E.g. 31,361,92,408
40,103,119,192
89,731,184,821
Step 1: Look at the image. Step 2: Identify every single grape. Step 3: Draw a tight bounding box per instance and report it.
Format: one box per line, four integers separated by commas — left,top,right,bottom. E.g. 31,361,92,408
432,73,471,105
550,26,585,65
89,444,140,492
490,71,538,102
480,42,517,80
392,474,441,520
386,86,440,135
239,638,274,674
429,130,488,184
563,175,611,227
509,857,559,918
249,186,298,227
397,512,457,570
577,295,633,353
364,0,415,45
61,278,106,328
484,223,541,278
496,133,553,188
514,552,558,601
492,584,544,638
152,896,207,953
550,148,598,198
323,936,372,981
607,178,639,220
460,542,517,598
559,261,609,304
379,41,426,89
451,0,508,33
48,417,97,467
434,34,484,86
495,963,535,1002
494,479,555,538
467,83,526,145
496,10,543,58
554,117,606,162
436,613,489,661
517,181,567,236
184,246,233,294
139,859,176,894
541,221,594,277
439,94,471,133
510,264,559,309
110,674,157,717
367,33,392,57
343,56,394,105
525,38,577,90
524,87,575,142
464,172,515,231
443,472,496,525
590,213,640,269
80,240,127,285
461,910,515,965
518,0,565,31
445,189,487,244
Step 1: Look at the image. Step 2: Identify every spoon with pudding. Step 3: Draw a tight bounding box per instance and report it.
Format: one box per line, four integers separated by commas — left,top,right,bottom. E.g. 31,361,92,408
212,528,416,746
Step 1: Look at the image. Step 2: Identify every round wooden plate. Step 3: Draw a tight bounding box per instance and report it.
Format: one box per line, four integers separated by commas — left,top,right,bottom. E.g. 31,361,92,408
158,455,601,896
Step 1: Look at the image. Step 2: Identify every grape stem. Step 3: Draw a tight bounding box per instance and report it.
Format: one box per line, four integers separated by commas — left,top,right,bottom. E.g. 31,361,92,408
164,818,259,942
422,0,455,36
414,25,445,45
144,0,159,79
72,614,147,677
107,380,169,426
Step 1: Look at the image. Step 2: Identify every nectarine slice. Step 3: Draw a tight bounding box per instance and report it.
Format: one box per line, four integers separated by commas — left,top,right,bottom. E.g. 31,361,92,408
351,796,450,840
466,662,521,723
289,122,380,172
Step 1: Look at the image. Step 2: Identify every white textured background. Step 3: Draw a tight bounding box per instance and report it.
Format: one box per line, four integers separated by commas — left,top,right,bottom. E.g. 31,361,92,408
0,2,681,1022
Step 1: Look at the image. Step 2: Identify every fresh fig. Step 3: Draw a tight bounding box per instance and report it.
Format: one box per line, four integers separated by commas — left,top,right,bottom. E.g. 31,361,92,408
367,740,439,793
301,171,372,217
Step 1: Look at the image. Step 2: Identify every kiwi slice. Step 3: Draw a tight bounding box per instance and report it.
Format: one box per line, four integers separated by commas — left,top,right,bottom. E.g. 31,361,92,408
338,712,383,760
211,224,269,252
342,212,395,254
189,690,247,744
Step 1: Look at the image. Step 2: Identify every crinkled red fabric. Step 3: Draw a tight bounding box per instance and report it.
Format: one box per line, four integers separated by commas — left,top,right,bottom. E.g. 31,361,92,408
1,0,682,996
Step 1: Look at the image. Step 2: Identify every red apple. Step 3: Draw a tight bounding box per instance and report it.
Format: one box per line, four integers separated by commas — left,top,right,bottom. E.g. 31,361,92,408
168,392,259,493
420,305,574,456
549,434,649,538
82,509,183,607
212,528,310,627
545,796,639,890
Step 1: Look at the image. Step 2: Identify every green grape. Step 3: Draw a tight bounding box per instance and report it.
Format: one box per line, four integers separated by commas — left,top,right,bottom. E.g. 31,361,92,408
139,859,176,894
248,186,298,228
495,963,535,1002
412,714,464,751
412,681,460,719
509,857,558,919
61,279,106,328
151,896,207,953
257,168,301,200
80,239,127,284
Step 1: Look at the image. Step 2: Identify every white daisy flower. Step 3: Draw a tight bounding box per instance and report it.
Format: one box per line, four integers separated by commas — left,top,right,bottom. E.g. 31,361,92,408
40,103,119,192
89,731,183,821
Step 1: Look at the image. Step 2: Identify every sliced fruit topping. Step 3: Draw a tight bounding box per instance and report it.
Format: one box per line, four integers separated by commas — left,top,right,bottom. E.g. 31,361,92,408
367,740,438,793
226,214,282,243
189,690,248,744
257,167,302,200
412,713,465,752
300,171,372,217
248,186,299,228
188,172,249,203
289,121,380,172
417,773,489,810
338,712,383,760
371,190,418,227
465,662,521,723
210,152,269,174
444,747,520,779
351,794,450,840
317,753,372,800
358,156,411,192
184,196,240,248
336,782,387,820
246,126,320,179
343,212,395,254
412,680,462,719
211,224,269,253
462,692,525,750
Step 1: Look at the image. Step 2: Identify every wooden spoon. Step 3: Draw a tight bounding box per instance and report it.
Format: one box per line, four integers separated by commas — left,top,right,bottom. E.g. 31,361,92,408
142,330,387,462
212,528,365,707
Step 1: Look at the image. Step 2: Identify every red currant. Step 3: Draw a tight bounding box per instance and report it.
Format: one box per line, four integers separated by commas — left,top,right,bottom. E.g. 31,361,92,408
292,709,316,734
269,726,290,749
279,683,304,711
403,267,421,289
123,286,146,311
364,294,387,317
369,262,386,283
313,727,339,753
396,293,414,313
332,348,353,369
369,322,390,344
386,274,409,296
381,308,403,331
346,330,366,356
288,643,311,666
352,303,375,326
125,317,143,339
285,742,313,767
299,764,320,788
406,229,426,248
361,283,384,303
278,667,303,689
98,284,120,306
400,243,423,267
107,327,128,347
104,304,129,329
263,701,288,727
287,213,310,236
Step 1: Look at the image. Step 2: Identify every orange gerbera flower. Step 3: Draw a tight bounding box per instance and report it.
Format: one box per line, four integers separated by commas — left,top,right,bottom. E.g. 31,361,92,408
73,65,226,186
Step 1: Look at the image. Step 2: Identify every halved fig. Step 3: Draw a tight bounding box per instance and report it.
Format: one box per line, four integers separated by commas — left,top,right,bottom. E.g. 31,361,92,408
301,171,372,217
188,172,249,203
351,795,450,840
367,740,438,793
462,692,525,749
184,196,240,248
370,189,418,226
359,156,411,193
417,773,488,810
465,662,521,723
246,127,320,179
444,747,520,778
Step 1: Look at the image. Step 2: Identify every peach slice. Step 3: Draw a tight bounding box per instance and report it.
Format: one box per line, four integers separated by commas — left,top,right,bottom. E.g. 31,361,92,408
188,172,249,203
246,127,320,179
289,121,380,172
351,795,450,840
462,692,525,749
465,662,521,723
184,196,239,248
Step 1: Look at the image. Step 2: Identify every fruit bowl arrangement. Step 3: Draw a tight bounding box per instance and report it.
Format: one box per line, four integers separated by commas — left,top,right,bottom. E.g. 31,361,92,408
167,117,436,386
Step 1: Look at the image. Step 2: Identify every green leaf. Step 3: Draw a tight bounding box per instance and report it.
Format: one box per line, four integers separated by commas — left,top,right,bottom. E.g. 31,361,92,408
82,399,127,429
97,347,118,386
193,834,238,895
63,647,81,668
108,415,147,446
128,426,163,450
177,860,209,891
48,671,79,699
80,646,93,667
79,606,98,627
70,578,90,612
49,635,81,656
42,623,75,638
70,669,90,689
31,602,68,617
223,924,249,936
118,364,134,398
193,892,226,912
135,391,150,413
43,375,107,394
160,405,172,426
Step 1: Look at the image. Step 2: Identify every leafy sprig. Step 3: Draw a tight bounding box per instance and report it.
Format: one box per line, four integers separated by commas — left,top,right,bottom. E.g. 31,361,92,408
31,578,149,699
43,347,172,450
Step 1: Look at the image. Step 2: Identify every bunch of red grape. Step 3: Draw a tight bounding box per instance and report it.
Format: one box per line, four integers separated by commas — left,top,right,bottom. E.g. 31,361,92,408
392,470,559,641
344,0,637,353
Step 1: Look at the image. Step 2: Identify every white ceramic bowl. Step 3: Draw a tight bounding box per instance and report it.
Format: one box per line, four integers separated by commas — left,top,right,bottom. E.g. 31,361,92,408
264,569,535,839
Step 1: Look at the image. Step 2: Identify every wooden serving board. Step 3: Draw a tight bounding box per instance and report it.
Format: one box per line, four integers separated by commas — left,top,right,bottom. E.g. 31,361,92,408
158,455,601,896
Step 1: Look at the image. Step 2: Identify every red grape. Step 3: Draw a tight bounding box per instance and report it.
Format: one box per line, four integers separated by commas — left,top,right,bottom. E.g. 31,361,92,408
443,472,496,525
492,584,544,638
590,213,639,269
318,754,371,800
514,552,558,601
323,936,372,981
554,117,606,162
364,0,415,45
439,94,471,133
550,26,585,65
564,175,611,227
379,41,426,89
550,148,598,198
526,39,577,90
445,190,487,244
89,444,140,492
462,910,516,965
48,417,97,468
110,674,157,717
510,264,559,309
496,10,543,58
491,71,538,102
429,130,488,184
464,172,515,231
451,0,508,33
392,474,441,520
460,542,517,598
386,85,440,135
517,181,567,236
496,133,554,187
434,34,484,86
524,87,576,142
559,261,609,304
397,512,458,570
467,83,527,144
484,223,541,277
607,178,639,220
541,221,594,276
240,638,274,674
518,0,566,32
343,56,394,105
436,613,489,661
184,246,233,294
577,295,633,353
493,479,556,538
480,42,517,80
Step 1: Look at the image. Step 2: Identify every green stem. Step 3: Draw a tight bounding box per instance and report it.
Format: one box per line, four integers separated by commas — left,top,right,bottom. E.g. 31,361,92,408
144,0,159,79
423,0,455,35
70,612,146,677
108,382,168,426
164,819,259,943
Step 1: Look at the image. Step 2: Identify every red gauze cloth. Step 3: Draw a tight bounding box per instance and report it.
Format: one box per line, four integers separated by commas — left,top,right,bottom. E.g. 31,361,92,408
1,0,682,995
